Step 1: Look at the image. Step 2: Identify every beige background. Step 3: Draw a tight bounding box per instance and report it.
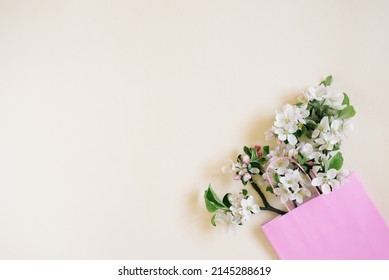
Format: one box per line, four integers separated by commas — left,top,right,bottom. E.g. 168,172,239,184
0,0,389,259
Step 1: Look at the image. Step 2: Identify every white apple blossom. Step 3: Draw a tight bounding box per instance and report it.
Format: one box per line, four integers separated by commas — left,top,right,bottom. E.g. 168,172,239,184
311,169,340,194
273,186,292,204
240,196,261,221
265,129,276,141
291,187,311,204
339,119,354,139
297,93,309,104
295,104,310,124
228,193,244,207
337,169,350,184
305,84,328,101
274,104,298,128
315,132,339,151
274,125,298,145
324,91,346,110
269,158,290,175
279,169,302,190
221,160,236,173
312,116,330,138
300,143,321,162
215,211,238,234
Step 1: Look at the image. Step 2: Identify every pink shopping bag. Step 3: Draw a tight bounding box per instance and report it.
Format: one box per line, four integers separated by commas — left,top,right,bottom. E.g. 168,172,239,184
262,172,389,259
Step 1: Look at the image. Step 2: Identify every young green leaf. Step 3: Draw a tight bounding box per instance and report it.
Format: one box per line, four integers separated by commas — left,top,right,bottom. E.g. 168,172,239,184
242,189,248,197
222,193,231,208
297,152,307,165
250,162,261,168
250,148,257,160
266,186,274,194
328,152,344,171
301,125,312,139
205,185,225,208
204,193,219,212
342,93,350,106
320,75,333,86
339,105,356,119
274,173,280,184
211,214,217,226
243,146,250,156
262,146,270,157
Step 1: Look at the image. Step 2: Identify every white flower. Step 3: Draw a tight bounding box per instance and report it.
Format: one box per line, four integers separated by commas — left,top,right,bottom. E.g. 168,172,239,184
312,116,330,138
298,93,309,104
339,119,354,140
274,104,298,128
312,169,340,194
221,160,236,173
240,196,260,221
291,187,311,204
295,104,310,124
300,143,321,162
274,125,298,145
337,169,350,184
315,132,339,151
242,172,252,182
269,158,290,175
229,206,244,224
324,91,346,110
215,211,238,234
228,193,243,207
279,169,302,190
274,186,292,204
265,129,276,141
270,144,287,158
305,84,328,101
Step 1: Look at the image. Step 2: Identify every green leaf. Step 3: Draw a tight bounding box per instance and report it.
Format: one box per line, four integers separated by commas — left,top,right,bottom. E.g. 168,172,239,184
294,130,302,138
205,185,225,210
328,152,344,171
342,93,350,106
266,186,274,194
250,162,261,168
222,193,231,208
339,105,356,119
262,146,270,157
242,189,248,197
250,148,257,160
274,173,280,184
297,152,307,165
243,146,250,156
320,75,333,86
301,125,312,139
211,214,217,226
204,194,218,212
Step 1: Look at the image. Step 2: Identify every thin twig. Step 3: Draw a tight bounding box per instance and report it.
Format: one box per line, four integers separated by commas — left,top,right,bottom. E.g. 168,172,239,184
249,179,287,215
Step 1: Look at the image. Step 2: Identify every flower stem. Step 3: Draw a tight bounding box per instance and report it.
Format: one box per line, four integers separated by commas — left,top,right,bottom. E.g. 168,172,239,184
259,206,287,215
249,179,287,215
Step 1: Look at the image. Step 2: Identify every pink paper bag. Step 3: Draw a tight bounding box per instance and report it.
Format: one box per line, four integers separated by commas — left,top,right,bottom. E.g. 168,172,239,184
262,173,389,259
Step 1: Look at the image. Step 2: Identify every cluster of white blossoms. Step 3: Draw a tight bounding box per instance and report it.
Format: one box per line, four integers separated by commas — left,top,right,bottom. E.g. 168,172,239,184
273,104,310,146
267,77,355,199
215,191,260,232
221,154,260,183
204,76,356,230
267,159,311,204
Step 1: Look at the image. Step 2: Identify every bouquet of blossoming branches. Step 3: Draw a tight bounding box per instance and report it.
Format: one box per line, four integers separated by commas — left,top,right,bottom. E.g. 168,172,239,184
204,76,356,231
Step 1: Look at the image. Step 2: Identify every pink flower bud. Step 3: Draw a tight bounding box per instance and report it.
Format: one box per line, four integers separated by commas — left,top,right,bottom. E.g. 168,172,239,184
242,154,250,165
